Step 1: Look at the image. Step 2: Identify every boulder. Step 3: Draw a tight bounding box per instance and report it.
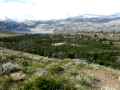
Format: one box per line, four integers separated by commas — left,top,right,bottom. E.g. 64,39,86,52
2,62,22,74
10,71,26,81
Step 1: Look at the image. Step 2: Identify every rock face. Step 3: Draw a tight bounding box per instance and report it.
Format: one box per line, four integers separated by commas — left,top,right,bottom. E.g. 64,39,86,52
0,62,22,75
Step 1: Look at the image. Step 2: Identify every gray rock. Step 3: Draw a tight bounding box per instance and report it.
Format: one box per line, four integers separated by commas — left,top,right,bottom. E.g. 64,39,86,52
35,69,48,77
2,62,22,74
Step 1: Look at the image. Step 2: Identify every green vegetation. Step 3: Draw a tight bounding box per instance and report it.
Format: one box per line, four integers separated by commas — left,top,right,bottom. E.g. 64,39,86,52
0,34,119,69
1,33,120,90
23,76,76,90
0,50,100,90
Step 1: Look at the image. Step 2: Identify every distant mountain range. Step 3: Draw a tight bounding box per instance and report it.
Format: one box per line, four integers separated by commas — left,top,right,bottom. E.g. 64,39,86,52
0,19,30,33
1,13,120,33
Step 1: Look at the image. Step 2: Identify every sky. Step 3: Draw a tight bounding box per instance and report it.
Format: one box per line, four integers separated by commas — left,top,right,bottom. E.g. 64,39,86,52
0,0,120,21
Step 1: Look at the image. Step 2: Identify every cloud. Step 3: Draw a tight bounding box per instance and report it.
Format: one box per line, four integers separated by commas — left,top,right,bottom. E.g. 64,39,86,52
0,0,120,21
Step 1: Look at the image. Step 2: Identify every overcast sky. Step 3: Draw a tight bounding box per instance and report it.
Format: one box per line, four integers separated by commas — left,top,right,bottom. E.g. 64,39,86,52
0,0,120,21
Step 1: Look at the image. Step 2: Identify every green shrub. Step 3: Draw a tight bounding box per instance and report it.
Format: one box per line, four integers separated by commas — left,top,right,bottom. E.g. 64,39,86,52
49,65,64,74
23,77,76,90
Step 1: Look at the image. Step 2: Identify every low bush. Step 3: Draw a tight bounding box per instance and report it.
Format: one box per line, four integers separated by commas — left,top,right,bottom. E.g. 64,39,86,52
23,76,76,90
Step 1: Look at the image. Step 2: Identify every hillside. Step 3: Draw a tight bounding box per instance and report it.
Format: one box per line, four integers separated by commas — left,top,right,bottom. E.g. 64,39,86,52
0,47,120,90
1,32,120,90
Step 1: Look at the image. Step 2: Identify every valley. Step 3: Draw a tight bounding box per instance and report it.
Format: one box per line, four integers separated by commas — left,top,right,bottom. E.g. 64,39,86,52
1,0,120,89
1,14,120,90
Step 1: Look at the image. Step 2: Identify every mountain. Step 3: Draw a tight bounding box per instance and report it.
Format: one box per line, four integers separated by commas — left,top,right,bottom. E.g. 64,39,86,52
0,19,30,33
53,13,120,33
1,13,120,33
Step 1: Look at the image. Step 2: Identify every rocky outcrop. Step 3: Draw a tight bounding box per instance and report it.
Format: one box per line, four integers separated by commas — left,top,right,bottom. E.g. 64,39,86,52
0,62,22,75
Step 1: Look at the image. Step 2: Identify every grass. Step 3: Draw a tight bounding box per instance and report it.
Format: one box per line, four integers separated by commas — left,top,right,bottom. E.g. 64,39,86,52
0,31,20,37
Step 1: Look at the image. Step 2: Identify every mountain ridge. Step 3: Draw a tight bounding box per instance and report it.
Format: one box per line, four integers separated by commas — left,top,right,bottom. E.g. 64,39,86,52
1,13,120,33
